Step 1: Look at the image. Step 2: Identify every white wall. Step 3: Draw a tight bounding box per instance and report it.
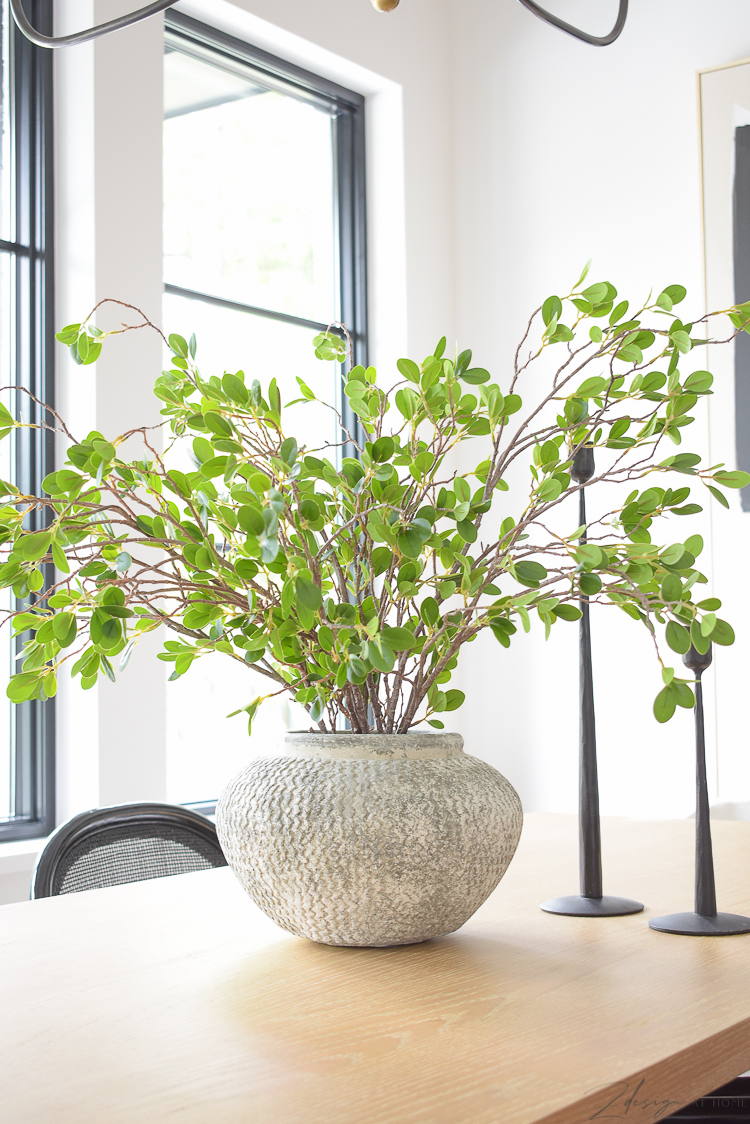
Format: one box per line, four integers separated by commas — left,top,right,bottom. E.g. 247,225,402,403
448,0,750,823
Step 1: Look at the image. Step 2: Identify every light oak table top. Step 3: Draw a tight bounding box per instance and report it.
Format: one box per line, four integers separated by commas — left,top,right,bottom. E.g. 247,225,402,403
3,812,750,1124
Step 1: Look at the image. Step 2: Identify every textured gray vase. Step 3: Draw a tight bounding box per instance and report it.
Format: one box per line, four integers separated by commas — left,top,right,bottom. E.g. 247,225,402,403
216,731,523,947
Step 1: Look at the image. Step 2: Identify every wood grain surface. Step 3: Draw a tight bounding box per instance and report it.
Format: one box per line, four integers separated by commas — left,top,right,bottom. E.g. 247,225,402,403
3,813,750,1124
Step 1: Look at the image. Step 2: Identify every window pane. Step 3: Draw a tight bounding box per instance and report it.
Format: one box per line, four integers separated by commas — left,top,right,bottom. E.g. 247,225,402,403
163,47,337,324
162,300,341,805
0,0,14,243
163,292,342,458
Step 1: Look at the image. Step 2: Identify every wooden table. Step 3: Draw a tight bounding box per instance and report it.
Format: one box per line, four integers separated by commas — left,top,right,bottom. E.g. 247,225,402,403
3,813,750,1124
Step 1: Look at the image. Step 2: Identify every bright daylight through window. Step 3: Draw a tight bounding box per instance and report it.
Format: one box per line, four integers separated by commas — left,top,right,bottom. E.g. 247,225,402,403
0,0,54,841
162,16,367,805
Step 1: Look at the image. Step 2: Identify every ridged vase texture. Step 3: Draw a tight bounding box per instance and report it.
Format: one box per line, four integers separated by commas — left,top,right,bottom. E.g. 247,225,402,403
216,732,523,947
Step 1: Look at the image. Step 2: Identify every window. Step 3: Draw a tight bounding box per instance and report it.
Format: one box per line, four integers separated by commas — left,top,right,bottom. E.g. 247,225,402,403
0,0,54,841
162,14,367,803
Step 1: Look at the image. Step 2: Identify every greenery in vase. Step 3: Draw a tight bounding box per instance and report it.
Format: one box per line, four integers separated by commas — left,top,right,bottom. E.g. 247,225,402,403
1,266,748,733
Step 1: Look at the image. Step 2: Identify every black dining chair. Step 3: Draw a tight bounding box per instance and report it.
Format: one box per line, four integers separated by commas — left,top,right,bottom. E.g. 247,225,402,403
31,802,227,898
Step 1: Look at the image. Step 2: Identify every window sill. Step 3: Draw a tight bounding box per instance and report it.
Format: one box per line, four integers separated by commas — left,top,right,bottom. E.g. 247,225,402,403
0,835,46,866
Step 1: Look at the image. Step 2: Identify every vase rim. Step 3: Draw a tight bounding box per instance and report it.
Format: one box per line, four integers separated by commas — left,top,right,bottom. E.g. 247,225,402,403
283,730,464,761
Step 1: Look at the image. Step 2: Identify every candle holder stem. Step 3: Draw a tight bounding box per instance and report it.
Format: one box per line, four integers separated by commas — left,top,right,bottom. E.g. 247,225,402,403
650,645,750,936
541,447,643,918
578,486,603,899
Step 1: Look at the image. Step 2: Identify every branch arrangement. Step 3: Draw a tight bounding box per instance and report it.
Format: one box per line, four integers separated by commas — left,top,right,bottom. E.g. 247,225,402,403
2,267,748,732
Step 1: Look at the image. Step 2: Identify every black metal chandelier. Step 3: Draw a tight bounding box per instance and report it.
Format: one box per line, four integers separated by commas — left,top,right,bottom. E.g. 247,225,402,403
374,0,628,46
9,0,174,47
13,0,629,49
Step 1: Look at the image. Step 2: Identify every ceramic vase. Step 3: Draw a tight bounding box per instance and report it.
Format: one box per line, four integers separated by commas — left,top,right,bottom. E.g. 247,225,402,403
216,731,523,947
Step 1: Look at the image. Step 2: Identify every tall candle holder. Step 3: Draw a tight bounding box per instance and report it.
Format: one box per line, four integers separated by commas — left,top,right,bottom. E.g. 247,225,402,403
541,446,644,917
650,643,750,936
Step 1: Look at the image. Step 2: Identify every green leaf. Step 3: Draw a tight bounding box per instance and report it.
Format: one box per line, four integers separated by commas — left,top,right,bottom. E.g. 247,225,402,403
515,560,547,587
537,477,564,503
690,620,711,654
280,437,298,466
421,597,440,627
542,296,562,326
19,531,51,561
714,470,750,489
444,689,465,712
366,640,395,674
169,333,188,358
660,575,682,603
227,697,261,736
707,485,730,509
674,681,695,709
461,368,490,385
552,604,582,622
371,436,395,463
684,371,713,393
52,542,70,574
576,377,607,397
654,686,677,723
579,573,602,596
670,330,692,354
395,388,418,420
53,612,77,647
710,618,735,646
381,626,417,651
666,620,690,654
296,575,322,612
222,373,249,405
397,358,421,384
203,412,233,438
662,284,687,305
7,672,42,704
397,528,424,558
455,519,477,543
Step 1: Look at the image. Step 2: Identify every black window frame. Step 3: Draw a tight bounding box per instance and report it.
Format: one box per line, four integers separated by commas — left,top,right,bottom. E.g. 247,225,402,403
0,0,55,842
163,11,368,455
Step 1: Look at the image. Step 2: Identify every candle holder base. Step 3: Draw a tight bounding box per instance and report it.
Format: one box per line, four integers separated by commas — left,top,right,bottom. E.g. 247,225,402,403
649,911,750,936
540,894,644,917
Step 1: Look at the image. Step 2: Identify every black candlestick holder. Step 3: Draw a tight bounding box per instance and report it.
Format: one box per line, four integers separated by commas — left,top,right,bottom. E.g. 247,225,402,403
541,446,644,918
649,644,750,936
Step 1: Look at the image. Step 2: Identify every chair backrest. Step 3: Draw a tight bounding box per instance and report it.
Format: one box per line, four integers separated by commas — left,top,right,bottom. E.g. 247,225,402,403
31,802,227,898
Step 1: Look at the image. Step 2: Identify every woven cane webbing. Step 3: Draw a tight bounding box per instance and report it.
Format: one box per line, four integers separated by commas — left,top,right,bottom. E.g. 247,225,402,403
51,823,227,895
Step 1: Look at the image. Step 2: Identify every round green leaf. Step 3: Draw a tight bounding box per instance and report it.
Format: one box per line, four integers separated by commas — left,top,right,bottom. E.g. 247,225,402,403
366,640,395,674
19,531,51,561
296,576,322,612
665,620,690,654
455,519,477,544
371,436,395,463
709,618,735,646
420,597,440,628
381,626,417,652
53,612,77,648
654,686,676,723
397,528,423,558
515,561,547,586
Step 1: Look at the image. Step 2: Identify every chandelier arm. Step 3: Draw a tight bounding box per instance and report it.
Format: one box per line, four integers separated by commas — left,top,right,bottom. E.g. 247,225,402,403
9,0,175,48
516,0,628,46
